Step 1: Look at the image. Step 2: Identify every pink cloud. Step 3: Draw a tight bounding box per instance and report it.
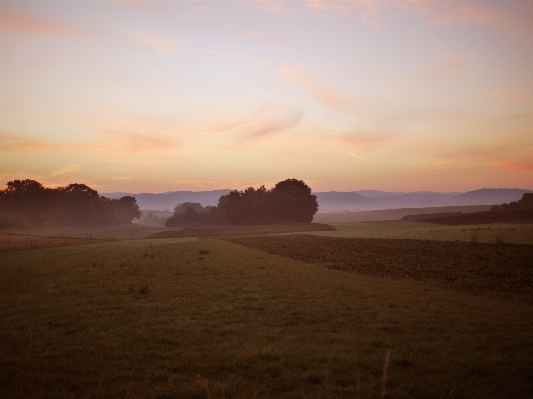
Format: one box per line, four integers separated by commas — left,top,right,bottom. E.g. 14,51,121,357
0,10,82,36
236,106,304,143
302,0,511,29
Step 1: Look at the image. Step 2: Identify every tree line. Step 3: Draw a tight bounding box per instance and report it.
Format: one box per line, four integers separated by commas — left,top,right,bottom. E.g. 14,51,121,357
165,178,318,227
0,179,141,227
490,193,533,211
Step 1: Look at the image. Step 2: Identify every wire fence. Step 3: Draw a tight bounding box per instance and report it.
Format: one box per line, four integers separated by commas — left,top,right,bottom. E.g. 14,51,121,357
0,231,145,252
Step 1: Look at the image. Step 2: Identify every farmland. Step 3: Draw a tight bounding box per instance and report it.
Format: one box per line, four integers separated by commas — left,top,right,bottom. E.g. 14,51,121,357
308,221,533,245
1,224,532,398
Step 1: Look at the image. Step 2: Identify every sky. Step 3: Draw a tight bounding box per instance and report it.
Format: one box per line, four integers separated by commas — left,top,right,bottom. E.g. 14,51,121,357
1,0,532,193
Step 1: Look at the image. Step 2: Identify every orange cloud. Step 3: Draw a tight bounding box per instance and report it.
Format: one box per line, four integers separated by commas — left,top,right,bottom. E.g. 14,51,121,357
486,89,533,106
494,157,533,173
50,165,82,176
432,161,461,169
0,10,81,35
0,132,101,153
92,129,181,153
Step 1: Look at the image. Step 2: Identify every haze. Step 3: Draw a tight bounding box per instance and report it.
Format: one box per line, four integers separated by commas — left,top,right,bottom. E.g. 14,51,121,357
1,0,532,193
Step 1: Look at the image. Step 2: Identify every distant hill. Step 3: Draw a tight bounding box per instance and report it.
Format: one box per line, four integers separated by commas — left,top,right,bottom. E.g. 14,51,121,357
102,190,231,210
101,188,532,212
315,191,460,212
448,188,532,206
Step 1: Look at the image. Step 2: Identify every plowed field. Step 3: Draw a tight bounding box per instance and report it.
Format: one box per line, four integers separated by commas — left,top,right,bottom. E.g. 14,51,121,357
421,207,533,225
147,223,334,238
228,235,533,297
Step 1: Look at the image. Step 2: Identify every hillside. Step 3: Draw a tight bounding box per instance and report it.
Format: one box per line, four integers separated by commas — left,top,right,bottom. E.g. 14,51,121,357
313,205,490,224
448,188,533,206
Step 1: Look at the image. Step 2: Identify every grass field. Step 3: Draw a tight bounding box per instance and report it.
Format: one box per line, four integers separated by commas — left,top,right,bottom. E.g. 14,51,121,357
1,234,533,398
0,223,171,252
307,221,533,245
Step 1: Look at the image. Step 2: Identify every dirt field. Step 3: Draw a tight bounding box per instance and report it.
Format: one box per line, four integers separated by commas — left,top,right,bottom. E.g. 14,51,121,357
418,207,533,225
147,223,335,239
228,235,533,298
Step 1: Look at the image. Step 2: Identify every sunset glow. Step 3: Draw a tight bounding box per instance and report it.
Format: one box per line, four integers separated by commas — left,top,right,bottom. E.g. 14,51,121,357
1,0,532,192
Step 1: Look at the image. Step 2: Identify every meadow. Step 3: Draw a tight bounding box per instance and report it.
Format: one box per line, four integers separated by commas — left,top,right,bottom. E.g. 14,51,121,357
1,223,532,398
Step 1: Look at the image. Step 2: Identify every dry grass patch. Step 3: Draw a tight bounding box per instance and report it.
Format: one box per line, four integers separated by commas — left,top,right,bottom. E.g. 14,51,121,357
147,223,335,239
0,238,532,398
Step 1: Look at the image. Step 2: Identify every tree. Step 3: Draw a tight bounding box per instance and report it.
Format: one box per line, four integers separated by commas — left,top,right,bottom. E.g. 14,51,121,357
518,193,533,208
271,179,318,223
173,202,204,214
5,179,45,194
217,178,318,225
111,196,142,224
0,180,141,226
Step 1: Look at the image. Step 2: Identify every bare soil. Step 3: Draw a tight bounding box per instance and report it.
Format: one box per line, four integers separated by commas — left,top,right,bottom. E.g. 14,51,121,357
228,235,533,297
414,207,533,225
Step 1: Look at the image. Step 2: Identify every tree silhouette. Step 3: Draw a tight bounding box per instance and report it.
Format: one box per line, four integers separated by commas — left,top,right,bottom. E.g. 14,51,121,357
0,180,141,226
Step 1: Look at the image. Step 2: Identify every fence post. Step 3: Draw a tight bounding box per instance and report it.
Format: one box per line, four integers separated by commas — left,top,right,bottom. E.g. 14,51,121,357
7,239,9,249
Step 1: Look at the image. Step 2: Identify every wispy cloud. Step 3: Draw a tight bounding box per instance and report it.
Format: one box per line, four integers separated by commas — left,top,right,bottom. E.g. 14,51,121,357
494,157,533,173
237,105,304,143
348,152,364,161
410,159,431,165
328,132,395,153
0,132,101,153
248,0,293,14
0,10,82,36
51,165,81,176
191,47,247,60
92,129,181,153
395,0,508,28
133,31,185,54
486,89,533,106
301,0,511,29
280,65,348,110
1,129,180,156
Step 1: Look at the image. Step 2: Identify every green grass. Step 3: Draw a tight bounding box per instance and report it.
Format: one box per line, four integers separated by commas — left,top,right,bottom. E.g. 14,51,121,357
0,223,175,252
306,221,533,244
1,238,532,398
